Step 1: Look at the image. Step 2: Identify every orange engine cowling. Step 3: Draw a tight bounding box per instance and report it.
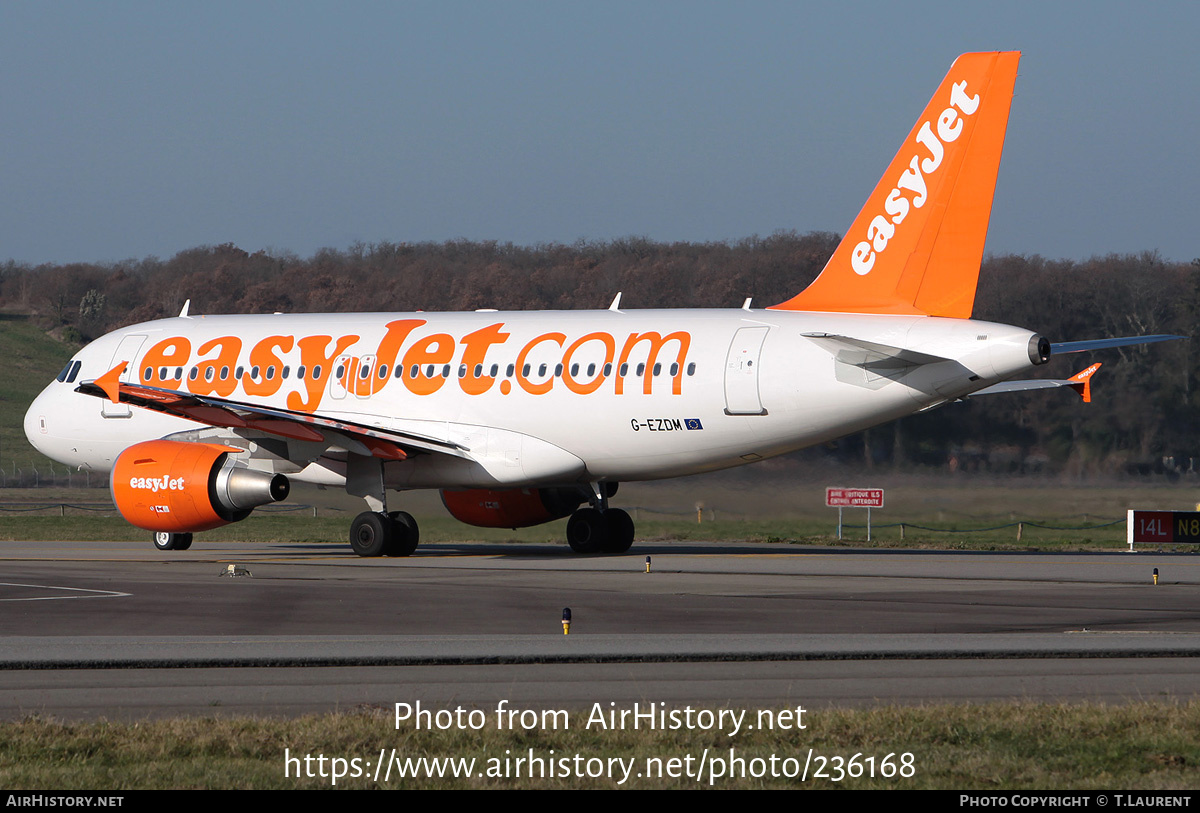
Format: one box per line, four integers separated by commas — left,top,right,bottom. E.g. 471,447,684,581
111,440,290,533
440,487,585,529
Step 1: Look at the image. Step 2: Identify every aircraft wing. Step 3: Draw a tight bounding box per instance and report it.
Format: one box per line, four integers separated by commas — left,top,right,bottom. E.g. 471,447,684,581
75,363,470,461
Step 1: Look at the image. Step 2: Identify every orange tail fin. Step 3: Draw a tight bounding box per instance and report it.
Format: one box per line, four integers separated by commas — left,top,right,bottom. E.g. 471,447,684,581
771,51,1020,318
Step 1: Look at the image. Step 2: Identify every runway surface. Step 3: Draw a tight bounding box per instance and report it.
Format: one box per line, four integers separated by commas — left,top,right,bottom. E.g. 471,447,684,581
2,538,1199,718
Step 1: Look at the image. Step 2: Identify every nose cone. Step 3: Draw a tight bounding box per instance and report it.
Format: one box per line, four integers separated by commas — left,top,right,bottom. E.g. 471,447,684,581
24,384,56,458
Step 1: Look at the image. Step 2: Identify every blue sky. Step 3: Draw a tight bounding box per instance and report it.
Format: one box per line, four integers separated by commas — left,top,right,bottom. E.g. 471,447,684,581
2,1,1197,265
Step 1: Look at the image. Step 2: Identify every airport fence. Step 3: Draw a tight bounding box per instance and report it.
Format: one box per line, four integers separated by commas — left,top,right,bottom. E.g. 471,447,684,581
622,504,1130,542
0,461,107,489
0,499,1134,543
843,518,1125,541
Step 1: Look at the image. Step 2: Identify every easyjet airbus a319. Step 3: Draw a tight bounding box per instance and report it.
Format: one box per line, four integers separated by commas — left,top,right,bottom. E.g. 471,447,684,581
23,52,1178,556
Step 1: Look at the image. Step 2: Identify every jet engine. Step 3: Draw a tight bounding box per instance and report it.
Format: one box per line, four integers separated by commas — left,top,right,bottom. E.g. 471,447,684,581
110,440,290,533
440,487,585,529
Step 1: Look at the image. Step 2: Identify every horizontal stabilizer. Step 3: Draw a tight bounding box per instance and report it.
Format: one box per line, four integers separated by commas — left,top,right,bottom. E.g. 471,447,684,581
971,363,1101,402
1050,334,1184,354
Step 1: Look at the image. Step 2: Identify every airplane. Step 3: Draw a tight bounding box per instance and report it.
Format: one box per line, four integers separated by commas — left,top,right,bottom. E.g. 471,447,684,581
22,51,1181,557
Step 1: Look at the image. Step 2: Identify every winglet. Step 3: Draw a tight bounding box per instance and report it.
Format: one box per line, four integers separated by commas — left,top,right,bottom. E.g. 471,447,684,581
179,299,191,318
770,51,1020,318
94,362,128,404
1068,362,1102,403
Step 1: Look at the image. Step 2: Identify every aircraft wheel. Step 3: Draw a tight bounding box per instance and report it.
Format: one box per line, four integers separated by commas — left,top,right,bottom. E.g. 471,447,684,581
350,511,390,557
386,511,420,556
567,507,604,554
601,508,635,553
153,531,192,551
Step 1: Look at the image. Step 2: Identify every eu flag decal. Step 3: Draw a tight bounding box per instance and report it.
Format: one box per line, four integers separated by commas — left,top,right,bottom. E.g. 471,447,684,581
685,418,704,430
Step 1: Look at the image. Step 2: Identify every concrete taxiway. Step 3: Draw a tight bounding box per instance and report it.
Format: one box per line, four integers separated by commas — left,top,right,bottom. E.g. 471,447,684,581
2,538,1198,718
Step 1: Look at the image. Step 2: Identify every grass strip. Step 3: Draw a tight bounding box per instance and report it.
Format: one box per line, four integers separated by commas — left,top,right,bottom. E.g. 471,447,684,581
2,701,1198,789
0,513,1141,551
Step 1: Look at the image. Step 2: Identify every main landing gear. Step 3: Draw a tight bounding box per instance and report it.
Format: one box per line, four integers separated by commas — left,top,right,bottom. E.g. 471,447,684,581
350,510,420,557
153,531,193,551
346,453,420,557
565,483,635,554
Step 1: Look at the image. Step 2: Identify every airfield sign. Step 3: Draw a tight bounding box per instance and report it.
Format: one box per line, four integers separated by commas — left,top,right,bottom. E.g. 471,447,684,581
827,487,885,540
1127,509,1200,550
826,488,885,508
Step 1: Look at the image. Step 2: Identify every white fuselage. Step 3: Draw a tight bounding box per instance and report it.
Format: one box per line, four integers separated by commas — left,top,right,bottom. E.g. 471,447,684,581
25,308,1041,490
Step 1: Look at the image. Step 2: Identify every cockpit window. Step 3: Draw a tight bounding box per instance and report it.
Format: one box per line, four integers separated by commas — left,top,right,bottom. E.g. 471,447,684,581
56,363,72,382
66,360,81,383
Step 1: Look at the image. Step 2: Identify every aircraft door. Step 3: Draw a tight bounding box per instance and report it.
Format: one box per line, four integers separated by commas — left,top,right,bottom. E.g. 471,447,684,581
330,354,353,400
102,335,146,418
723,326,769,415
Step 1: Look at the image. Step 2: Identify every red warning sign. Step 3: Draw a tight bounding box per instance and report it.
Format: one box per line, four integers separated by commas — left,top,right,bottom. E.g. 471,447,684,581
825,488,885,508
